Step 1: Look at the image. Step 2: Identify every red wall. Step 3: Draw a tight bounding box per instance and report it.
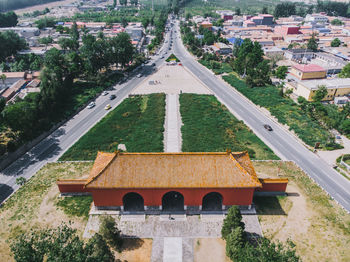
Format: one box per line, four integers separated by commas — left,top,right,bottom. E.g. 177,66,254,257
255,179,288,192
57,180,89,193
90,188,255,207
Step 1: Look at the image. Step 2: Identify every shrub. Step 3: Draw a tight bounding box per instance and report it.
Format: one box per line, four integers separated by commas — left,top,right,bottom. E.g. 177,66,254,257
99,215,123,252
221,206,245,240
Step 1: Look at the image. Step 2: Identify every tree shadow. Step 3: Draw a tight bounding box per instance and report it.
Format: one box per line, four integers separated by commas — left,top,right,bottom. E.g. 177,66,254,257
0,184,14,204
253,196,286,216
121,237,144,252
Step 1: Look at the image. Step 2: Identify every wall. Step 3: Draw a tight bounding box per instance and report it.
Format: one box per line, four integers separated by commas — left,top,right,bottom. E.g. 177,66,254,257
57,180,89,193
255,178,288,192
89,187,255,207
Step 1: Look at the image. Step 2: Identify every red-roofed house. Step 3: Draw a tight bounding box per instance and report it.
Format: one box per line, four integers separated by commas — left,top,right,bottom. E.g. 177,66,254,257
290,64,327,80
275,26,301,36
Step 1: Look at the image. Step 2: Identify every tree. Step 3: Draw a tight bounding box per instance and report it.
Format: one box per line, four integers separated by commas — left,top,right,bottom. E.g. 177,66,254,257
0,31,27,62
235,7,241,16
307,34,318,51
121,18,128,28
120,0,127,5
274,3,296,18
221,206,245,240
339,63,350,78
225,227,245,261
141,17,150,29
331,38,341,47
331,19,344,25
274,66,288,80
262,6,268,14
38,36,53,50
70,22,80,50
16,177,26,185
10,224,115,262
109,32,134,68
313,85,327,102
185,12,192,21
340,119,350,134
35,17,56,29
0,11,18,27
99,215,123,251
1,73,6,88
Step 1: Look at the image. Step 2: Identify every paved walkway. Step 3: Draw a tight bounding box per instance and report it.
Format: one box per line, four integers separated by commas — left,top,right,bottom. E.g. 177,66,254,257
84,210,263,262
164,94,182,152
131,64,212,95
318,135,350,166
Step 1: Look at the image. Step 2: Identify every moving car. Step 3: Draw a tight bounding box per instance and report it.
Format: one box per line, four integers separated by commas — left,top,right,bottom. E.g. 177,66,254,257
104,104,111,110
263,124,273,131
102,91,108,96
137,73,142,78
87,102,95,109
109,94,116,100
152,63,156,66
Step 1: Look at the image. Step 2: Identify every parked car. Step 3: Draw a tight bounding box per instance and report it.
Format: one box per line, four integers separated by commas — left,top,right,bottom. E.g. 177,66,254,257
109,94,116,100
104,104,111,110
137,73,142,78
263,124,273,131
102,91,108,96
152,63,156,66
87,102,95,109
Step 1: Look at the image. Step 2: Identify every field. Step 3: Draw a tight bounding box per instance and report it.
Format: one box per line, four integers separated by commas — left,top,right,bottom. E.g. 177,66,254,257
60,94,166,161
0,162,93,261
253,161,350,262
183,0,281,16
180,94,278,160
222,74,332,148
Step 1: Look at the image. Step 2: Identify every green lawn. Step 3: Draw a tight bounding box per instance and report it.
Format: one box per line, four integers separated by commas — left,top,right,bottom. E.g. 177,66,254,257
60,94,166,161
56,196,93,220
198,60,232,75
179,94,278,160
223,74,332,148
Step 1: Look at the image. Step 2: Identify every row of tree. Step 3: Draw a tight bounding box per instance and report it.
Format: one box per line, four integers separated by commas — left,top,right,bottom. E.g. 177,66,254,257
1,23,135,149
233,38,271,88
0,0,58,12
11,216,123,262
0,11,18,27
222,206,300,262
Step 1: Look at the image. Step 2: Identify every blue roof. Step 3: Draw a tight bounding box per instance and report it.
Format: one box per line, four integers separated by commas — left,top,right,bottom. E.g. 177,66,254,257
56,22,65,25
227,37,243,45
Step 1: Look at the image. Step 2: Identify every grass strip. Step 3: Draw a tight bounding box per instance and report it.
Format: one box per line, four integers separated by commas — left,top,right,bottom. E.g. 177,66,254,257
60,93,166,160
180,94,278,160
222,74,332,147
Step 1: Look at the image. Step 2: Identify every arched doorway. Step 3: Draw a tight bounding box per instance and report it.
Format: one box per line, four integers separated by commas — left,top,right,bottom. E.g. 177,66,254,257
202,192,223,211
123,192,144,212
162,191,184,211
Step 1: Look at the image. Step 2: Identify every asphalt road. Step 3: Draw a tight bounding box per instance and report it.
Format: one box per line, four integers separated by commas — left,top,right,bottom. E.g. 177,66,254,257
171,21,350,213
0,28,175,204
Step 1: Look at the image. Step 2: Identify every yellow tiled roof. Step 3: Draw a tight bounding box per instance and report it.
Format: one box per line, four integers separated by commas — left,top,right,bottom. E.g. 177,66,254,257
85,152,262,189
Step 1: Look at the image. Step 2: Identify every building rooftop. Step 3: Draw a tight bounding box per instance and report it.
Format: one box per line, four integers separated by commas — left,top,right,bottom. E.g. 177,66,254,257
293,64,326,73
85,151,262,189
299,78,350,90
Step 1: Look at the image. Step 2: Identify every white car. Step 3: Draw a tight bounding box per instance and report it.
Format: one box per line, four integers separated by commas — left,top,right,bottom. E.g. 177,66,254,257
102,91,108,96
87,102,95,109
137,74,142,78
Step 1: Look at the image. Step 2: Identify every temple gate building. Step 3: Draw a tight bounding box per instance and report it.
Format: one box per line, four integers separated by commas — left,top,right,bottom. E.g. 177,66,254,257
57,151,288,212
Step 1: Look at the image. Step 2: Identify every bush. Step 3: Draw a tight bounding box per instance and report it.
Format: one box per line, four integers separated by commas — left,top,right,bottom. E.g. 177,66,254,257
222,74,331,147
99,215,123,252
222,206,245,240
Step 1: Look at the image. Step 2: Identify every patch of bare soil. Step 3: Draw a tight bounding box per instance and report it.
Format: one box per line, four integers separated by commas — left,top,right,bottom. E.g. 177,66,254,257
15,0,78,15
115,238,153,262
254,161,350,262
194,238,230,262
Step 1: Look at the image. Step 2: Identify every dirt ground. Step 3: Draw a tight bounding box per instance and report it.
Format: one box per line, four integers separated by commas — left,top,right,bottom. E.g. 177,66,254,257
253,161,350,262
0,162,92,261
115,238,153,262
14,0,78,15
194,238,230,262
